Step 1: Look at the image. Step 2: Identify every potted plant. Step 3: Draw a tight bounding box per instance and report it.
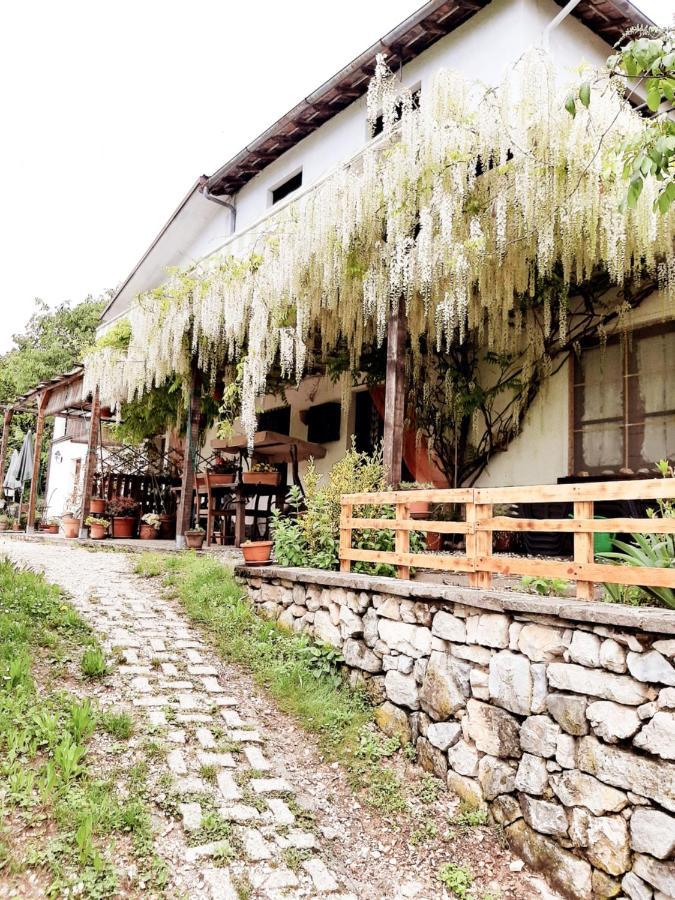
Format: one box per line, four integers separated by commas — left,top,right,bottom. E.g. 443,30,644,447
241,539,273,564
85,516,108,540
12,516,24,532
61,509,80,539
209,456,237,485
90,497,107,515
0,514,10,533
398,481,433,518
184,526,205,550
242,462,281,486
108,496,140,538
140,512,161,540
44,517,59,535
159,513,176,540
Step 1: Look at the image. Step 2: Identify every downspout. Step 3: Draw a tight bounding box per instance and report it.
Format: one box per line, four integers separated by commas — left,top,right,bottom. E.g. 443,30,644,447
201,185,237,233
542,0,584,51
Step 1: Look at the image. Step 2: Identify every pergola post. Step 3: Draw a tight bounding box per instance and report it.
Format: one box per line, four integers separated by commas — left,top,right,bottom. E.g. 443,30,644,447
0,407,13,499
176,363,201,549
26,393,48,532
79,387,101,539
382,296,407,486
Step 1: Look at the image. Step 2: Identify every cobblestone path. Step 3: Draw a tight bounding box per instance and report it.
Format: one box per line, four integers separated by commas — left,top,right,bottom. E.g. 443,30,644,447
0,538,551,900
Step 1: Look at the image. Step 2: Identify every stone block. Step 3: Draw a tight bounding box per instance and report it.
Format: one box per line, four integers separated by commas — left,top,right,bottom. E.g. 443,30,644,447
374,596,401,620
555,733,577,769
547,663,654,706
339,606,363,638
427,721,462,752
547,692,589,735
384,670,419,710
431,611,466,643
491,793,523,826
504,819,593,899
586,700,641,743
447,739,479,777
659,687,675,709
630,807,675,859
515,752,548,795
653,639,675,659
343,639,382,673
621,871,653,900
419,651,464,721
488,650,532,716
446,771,485,810
628,651,675,687
633,854,675,897
313,609,342,647
634,711,675,760
569,631,601,667
517,623,566,662
374,701,412,745
450,643,492,666
478,755,516,800
569,809,630,876
577,736,675,813
520,715,560,758
417,736,448,779
469,668,489,700
466,699,521,758
531,663,548,714
591,870,622,898
470,612,509,649
549,769,627,815
519,795,568,838
600,639,627,674
378,619,432,659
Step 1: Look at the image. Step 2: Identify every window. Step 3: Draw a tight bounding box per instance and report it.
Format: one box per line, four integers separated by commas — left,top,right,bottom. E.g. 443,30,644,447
305,402,341,444
573,323,675,474
258,405,291,435
371,88,421,137
270,170,303,205
353,390,383,454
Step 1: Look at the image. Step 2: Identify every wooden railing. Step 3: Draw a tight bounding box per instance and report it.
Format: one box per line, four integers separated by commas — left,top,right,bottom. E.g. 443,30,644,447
339,479,675,599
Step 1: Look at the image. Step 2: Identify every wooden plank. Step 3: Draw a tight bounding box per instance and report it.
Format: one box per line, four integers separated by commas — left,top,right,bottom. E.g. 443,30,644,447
344,517,474,533
78,388,101,539
466,500,478,588
574,500,595,599
478,516,675,534
474,502,493,589
477,556,675,589
343,488,474,504
339,502,353,574
341,547,475,573
395,500,410,579
0,407,13,499
474,478,675,504
382,295,407,485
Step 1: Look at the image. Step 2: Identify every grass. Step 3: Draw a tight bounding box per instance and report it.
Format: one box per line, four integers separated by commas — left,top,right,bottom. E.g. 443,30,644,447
0,557,166,897
438,862,473,898
134,552,413,816
99,709,135,740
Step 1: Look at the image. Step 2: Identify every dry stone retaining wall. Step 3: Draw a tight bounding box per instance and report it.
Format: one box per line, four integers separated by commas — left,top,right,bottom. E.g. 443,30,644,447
236,566,675,900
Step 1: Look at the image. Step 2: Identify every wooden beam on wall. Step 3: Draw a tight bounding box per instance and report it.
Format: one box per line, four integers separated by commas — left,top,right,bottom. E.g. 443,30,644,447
176,363,201,549
26,393,48,532
382,296,407,486
78,388,101,539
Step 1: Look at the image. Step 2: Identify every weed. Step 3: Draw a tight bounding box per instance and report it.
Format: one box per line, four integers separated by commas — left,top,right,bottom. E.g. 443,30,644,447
415,773,442,805
410,819,438,845
282,846,311,871
99,709,134,740
232,874,253,900
81,646,108,678
438,862,473,898
356,726,400,763
199,764,218,784
451,802,488,828
367,767,407,815
68,698,96,743
150,656,163,669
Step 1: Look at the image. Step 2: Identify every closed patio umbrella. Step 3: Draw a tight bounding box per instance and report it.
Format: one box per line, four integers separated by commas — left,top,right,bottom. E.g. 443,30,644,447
14,432,35,519
3,449,21,493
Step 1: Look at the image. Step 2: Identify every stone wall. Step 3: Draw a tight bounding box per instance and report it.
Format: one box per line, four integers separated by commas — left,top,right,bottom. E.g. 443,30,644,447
236,566,675,900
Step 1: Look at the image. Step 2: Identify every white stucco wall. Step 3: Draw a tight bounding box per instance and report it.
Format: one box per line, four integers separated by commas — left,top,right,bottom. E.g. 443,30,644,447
44,418,87,517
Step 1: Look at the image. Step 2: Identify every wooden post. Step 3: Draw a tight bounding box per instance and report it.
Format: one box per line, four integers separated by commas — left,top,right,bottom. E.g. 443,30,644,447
79,388,101,539
466,497,479,588
0,407,13,499
382,296,407,486
574,500,595,599
395,497,410,580
339,501,352,573
474,502,494,589
176,364,201,549
26,393,48,532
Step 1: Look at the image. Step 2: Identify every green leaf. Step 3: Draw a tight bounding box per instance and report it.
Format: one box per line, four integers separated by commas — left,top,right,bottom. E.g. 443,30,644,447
579,82,591,108
564,94,576,118
646,79,662,112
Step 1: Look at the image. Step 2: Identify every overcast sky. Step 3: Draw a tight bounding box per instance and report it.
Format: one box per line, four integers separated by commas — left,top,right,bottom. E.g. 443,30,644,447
0,0,669,353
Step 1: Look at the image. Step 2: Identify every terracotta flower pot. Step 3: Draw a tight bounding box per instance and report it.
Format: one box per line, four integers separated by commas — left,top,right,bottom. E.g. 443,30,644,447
139,524,159,540
112,516,136,539
426,531,443,552
62,516,80,539
159,514,176,540
90,498,106,515
12,523,22,532
89,523,106,540
242,472,280,486
407,500,431,518
208,473,236,486
242,540,273,564
46,525,59,534
185,531,205,550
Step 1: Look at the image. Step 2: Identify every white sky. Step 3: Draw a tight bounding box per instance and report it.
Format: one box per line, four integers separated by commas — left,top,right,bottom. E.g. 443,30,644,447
0,0,670,353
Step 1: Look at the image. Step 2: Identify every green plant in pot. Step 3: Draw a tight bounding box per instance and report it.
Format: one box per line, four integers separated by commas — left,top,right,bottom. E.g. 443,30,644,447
85,516,108,540
241,539,273,565
184,525,205,550
107,496,140,539
140,512,162,540
242,461,281,486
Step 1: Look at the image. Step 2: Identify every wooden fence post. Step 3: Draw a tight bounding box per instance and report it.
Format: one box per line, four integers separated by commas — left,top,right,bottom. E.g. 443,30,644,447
395,497,410,580
0,407,13,499
475,502,494,589
382,296,407,486
574,500,595,599
79,388,101,539
26,393,48,532
176,364,201,549
466,494,479,587
339,501,353,573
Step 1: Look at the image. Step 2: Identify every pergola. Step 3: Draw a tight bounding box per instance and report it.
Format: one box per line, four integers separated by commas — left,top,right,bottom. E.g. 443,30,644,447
0,367,103,537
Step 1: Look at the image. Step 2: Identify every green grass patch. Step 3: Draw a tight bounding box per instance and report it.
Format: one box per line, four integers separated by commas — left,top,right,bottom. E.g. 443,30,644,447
0,557,165,897
438,862,473,897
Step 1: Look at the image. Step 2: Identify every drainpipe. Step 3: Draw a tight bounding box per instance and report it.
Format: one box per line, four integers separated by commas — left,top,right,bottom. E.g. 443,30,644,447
201,185,237,234
542,0,584,51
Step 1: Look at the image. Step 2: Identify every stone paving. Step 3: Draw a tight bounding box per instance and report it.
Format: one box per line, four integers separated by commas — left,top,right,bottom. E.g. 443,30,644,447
0,538,354,900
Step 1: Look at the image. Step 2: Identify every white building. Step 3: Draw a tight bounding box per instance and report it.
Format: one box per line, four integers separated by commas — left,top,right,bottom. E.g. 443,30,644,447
51,0,671,507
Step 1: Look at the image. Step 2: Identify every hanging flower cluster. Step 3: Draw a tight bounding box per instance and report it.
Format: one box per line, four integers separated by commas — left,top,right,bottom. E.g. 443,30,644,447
84,49,675,444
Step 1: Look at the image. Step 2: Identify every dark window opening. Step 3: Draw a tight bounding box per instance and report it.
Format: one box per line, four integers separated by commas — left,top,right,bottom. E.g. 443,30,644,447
271,171,303,205
258,405,291,435
305,402,341,444
354,390,383,454
372,88,421,137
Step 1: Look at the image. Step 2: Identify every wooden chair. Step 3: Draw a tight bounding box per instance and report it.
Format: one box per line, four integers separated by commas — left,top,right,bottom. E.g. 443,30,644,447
205,473,237,546
193,474,209,532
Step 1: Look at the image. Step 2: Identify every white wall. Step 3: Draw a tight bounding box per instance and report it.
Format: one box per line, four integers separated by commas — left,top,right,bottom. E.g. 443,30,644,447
44,418,87,517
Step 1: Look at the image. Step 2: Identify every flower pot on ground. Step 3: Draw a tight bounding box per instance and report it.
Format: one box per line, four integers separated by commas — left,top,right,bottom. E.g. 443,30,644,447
242,463,281,487
112,517,136,539
242,540,273,564
85,516,108,541
90,497,106,515
159,514,176,540
185,529,205,550
398,482,433,518
140,513,161,540
426,531,443,552
107,496,140,539
62,515,80,539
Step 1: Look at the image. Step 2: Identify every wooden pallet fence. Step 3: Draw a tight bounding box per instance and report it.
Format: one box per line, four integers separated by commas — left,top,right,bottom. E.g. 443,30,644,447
339,479,675,598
